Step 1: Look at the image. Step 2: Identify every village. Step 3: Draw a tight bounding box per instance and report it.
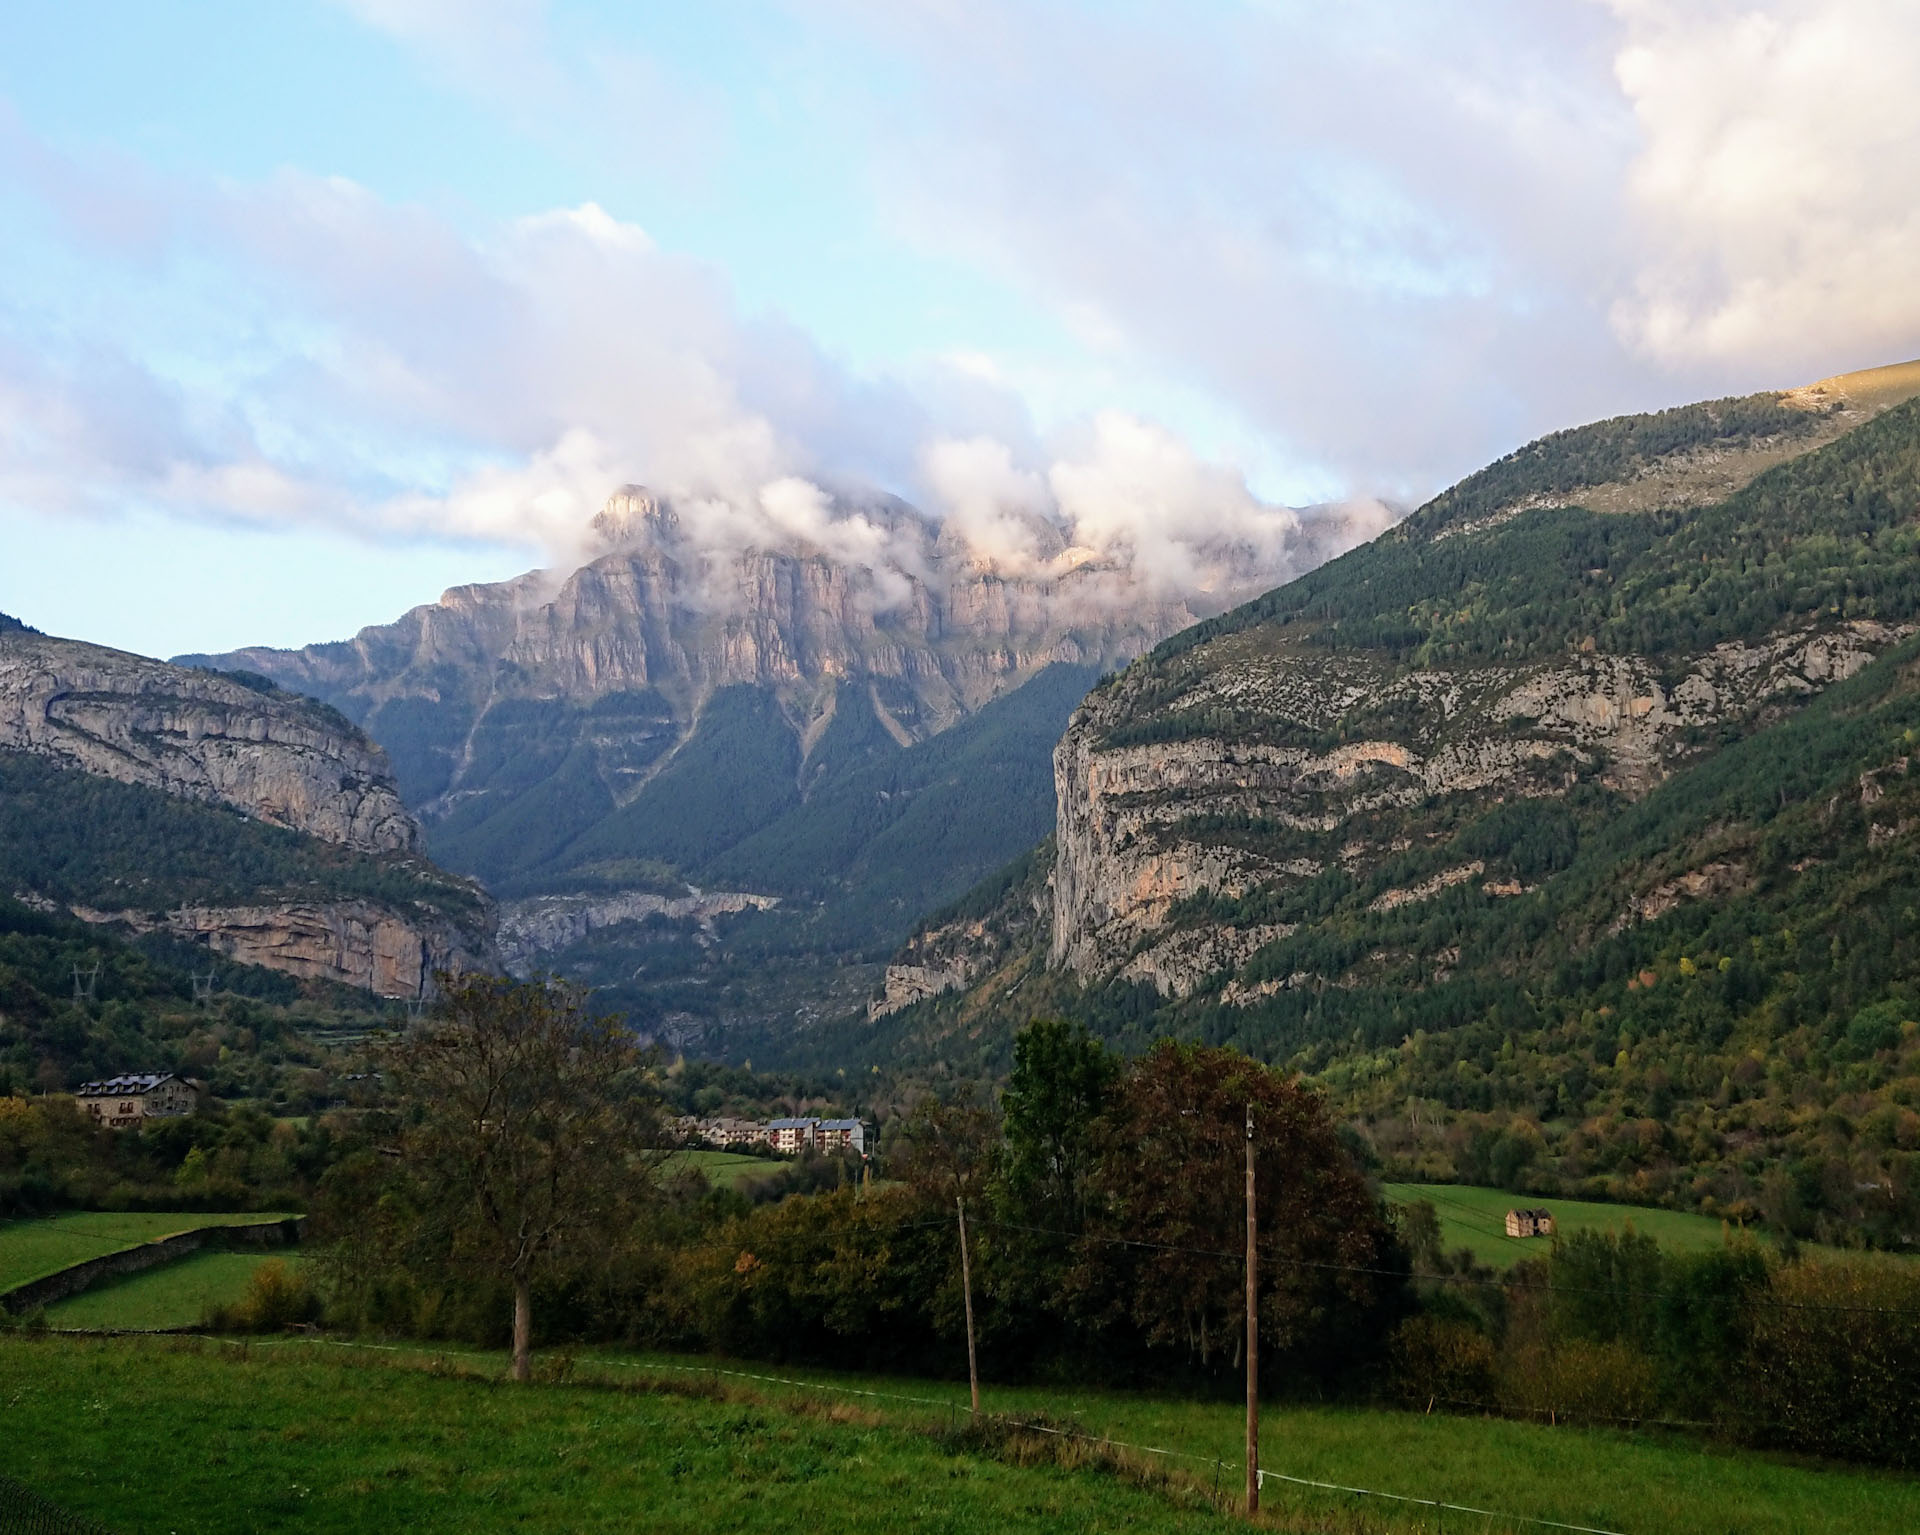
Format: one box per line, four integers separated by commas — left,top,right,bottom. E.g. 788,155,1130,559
674,1113,868,1157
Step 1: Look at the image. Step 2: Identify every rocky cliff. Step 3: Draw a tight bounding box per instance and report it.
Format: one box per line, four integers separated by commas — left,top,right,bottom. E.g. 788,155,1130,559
190,487,1218,815
1049,363,1920,999
1052,619,1906,992
0,626,418,855
0,623,494,996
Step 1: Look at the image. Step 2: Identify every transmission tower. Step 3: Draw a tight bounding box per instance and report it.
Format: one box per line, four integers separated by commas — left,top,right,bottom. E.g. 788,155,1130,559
71,962,101,1007
190,969,218,1006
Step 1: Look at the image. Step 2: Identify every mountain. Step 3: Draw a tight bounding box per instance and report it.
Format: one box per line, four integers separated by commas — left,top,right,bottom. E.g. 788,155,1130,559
185,487,1317,1039
816,360,1920,1247
0,616,493,997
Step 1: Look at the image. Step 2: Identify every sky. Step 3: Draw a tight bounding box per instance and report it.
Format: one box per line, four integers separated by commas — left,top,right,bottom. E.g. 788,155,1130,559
3,0,1919,658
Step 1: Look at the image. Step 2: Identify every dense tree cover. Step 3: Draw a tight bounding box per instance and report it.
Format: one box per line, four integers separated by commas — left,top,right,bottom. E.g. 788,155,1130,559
1118,397,1920,750
1392,1221,1920,1469
0,749,482,918
0,1092,358,1218
318,1026,1405,1391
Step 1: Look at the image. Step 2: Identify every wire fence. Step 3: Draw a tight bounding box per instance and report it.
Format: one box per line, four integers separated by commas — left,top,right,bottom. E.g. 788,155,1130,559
0,1476,119,1535
221,1333,1631,1534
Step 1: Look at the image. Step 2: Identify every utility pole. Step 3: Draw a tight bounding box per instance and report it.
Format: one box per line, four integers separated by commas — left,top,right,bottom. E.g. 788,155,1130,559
1245,1101,1259,1516
957,1194,981,1416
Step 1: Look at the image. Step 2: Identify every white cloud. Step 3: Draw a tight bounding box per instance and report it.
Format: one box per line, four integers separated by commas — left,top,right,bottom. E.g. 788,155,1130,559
1606,0,1920,373
0,134,1358,621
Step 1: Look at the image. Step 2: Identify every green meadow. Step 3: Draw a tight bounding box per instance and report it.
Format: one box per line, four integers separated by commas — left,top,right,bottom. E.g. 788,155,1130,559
1381,1183,1758,1269
3,1335,1915,1534
0,1211,292,1295
659,1147,787,1190
42,1250,305,1331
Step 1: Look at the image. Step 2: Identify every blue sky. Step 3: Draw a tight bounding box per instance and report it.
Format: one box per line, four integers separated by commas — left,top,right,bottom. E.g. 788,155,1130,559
3,1,1918,657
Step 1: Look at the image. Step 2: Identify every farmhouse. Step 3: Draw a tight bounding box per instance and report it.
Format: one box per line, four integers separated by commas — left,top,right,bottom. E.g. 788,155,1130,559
1504,1207,1556,1238
74,1073,197,1129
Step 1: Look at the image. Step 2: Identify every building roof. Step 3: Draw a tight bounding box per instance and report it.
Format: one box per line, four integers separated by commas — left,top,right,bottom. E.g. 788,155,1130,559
817,1119,863,1131
767,1117,815,1129
75,1072,177,1097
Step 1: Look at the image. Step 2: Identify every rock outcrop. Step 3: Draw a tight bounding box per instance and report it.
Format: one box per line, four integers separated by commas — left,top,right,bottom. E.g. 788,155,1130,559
497,887,780,972
0,627,419,855
70,899,492,999
1051,620,1907,993
1,623,497,994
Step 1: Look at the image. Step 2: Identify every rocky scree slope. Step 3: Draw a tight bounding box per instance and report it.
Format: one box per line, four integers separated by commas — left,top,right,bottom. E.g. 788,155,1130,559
826,363,1920,1245
0,618,492,996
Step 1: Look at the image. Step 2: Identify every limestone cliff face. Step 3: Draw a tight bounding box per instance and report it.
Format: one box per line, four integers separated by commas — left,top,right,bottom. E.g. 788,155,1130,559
496,887,780,972
71,899,493,999
189,488,1216,816
0,627,419,855
1,624,497,995
1052,620,1907,995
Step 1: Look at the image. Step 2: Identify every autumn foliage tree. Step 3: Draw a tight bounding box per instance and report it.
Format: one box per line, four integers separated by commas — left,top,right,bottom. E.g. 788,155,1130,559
346,975,667,1380
1072,1040,1405,1380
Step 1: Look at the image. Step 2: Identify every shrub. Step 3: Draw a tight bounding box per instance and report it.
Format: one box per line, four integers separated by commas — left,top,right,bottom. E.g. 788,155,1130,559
207,1260,322,1333
1739,1253,1920,1468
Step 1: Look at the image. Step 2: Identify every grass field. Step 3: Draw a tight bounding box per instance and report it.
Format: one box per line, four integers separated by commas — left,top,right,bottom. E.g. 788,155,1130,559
0,1336,1226,1535
1381,1183,1758,1269
2,1335,1915,1534
0,1211,293,1294
658,1147,790,1190
42,1251,305,1331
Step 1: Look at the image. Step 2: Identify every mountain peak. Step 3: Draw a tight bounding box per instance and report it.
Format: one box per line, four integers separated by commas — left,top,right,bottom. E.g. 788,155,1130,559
591,485,678,551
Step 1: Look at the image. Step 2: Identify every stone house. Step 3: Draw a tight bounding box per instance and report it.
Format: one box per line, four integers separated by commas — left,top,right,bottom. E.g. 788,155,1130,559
74,1073,198,1129
1504,1207,1556,1238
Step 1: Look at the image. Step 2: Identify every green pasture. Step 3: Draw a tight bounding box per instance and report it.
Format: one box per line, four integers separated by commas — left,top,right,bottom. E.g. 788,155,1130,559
580,1348,1917,1535
4,1335,1915,1534
0,1336,1224,1535
43,1251,305,1331
658,1147,786,1190
1382,1183,1757,1269
0,1211,293,1295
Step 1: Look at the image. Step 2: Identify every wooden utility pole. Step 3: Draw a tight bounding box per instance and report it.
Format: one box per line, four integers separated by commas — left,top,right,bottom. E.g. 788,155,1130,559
957,1194,981,1416
1245,1101,1259,1515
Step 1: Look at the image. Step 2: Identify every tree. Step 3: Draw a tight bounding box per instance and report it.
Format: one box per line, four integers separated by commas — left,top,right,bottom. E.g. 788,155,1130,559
378,975,665,1380
1077,1041,1406,1379
999,1018,1115,1227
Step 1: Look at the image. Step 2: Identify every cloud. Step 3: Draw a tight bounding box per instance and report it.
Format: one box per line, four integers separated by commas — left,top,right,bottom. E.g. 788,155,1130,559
1606,0,1920,373
800,0,1920,486
0,133,1356,620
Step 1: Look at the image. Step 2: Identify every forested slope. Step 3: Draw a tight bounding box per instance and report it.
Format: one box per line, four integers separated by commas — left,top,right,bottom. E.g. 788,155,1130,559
799,369,1920,1248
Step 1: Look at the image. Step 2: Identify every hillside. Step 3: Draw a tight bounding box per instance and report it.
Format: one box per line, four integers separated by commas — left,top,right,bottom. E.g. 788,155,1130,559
810,362,1920,1248
0,887,389,1104
0,620,494,997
